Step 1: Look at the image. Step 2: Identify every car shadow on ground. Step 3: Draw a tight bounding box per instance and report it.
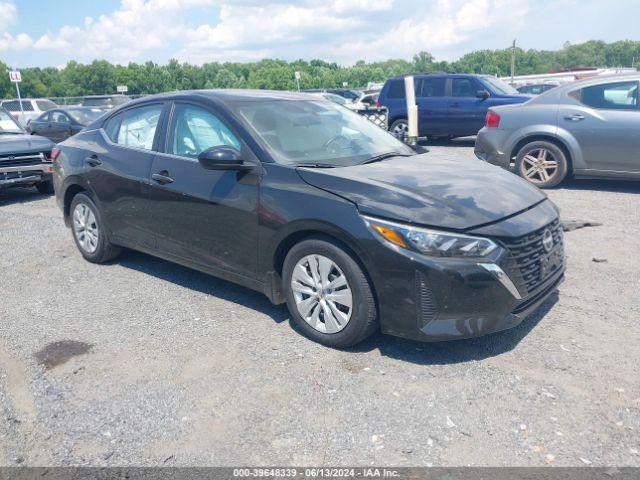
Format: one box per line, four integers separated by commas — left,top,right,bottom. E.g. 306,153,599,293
115,249,290,325
117,249,557,365
0,187,52,206
420,136,477,148
560,177,640,194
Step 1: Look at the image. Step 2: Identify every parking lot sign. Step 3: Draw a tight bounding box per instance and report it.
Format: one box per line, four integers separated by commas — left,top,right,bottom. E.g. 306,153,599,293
117,85,128,93
9,71,21,83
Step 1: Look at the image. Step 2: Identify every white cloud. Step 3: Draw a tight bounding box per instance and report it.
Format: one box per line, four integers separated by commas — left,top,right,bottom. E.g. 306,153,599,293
0,1,17,31
4,0,638,67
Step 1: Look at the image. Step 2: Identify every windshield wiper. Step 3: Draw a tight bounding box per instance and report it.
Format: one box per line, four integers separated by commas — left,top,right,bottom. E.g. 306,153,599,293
295,163,337,168
359,151,412,165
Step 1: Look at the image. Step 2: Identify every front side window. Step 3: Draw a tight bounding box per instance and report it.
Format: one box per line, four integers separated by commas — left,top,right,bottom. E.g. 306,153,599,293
576,81,638,111
169,104,240,158
106,104,162,150
237,99,413,167
451,78,477,97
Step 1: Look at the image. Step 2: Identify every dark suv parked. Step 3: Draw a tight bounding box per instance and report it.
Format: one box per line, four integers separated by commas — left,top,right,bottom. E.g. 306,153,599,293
53,90,564,347
379,74,531,139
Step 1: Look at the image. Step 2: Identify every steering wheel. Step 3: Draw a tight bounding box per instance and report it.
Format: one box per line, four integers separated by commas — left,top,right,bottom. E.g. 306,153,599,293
322,135,352,155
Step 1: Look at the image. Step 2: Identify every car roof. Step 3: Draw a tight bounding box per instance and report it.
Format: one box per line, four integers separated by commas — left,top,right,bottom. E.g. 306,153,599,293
117,89,320,108
386,73,484,80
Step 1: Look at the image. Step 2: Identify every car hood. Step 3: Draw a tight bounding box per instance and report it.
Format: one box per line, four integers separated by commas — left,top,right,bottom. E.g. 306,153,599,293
0,134,54,156
297,154,547,231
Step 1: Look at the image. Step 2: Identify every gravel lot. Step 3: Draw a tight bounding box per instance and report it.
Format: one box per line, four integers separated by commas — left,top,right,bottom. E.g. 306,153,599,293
1,139,639,467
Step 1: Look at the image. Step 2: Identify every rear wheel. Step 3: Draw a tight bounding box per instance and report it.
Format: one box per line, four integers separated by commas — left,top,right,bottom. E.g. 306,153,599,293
282,238,377,348
515,140,568,188
70,193,121,263
389,118,409,140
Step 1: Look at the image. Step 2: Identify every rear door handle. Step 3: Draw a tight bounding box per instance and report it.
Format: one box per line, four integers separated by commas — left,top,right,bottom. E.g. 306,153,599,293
152,172,174,185
564,114,585,121
85,155,102,167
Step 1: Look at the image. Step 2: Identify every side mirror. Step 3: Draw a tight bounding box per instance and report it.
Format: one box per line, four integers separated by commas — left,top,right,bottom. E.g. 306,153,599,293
198,146,249,170
476,90,490,100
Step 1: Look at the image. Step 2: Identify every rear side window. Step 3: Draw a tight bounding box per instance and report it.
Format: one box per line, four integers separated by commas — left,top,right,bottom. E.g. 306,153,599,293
452,78,477,97
386,80,406,99
576,81,638,111
51,111,71,123
417,78,445,97
104,104,163,150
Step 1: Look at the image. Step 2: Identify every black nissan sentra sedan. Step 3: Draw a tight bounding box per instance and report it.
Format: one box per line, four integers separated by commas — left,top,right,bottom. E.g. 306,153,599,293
52,90,565,348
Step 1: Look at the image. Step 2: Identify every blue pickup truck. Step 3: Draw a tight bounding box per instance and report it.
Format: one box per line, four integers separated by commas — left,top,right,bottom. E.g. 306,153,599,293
378,73,531,139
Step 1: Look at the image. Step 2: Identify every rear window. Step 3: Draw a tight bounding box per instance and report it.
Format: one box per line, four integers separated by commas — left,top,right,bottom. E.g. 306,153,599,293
386,80,406,99
2,100,34,112
36,100,57,111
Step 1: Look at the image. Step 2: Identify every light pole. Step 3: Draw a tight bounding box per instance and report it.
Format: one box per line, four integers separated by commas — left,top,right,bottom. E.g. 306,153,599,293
510,39,517,85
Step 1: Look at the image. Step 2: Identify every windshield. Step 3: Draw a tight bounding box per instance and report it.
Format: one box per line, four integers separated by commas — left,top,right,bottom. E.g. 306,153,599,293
68,108,106,124
0,109,24,133
237,99,413,167
481,76,520,95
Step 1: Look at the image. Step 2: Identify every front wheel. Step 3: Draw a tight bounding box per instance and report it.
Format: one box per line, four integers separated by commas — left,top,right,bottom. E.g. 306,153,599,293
70,193,122,263
515,141,568,188
282,238,378,348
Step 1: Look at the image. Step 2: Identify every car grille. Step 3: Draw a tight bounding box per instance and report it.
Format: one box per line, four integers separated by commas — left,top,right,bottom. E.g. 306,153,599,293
499,219,564,296
0,152,49,168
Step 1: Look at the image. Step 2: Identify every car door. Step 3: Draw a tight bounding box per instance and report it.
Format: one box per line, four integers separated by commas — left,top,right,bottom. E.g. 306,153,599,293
48,111,74,142
559,80,640,173
415,77,449,136
85,102,166,249
447,77,487,136
147,101,260,278
29,112,50,137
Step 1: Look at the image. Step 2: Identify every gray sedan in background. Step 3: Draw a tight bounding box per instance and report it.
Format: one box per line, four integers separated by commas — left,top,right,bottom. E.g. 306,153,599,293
475,74,639,187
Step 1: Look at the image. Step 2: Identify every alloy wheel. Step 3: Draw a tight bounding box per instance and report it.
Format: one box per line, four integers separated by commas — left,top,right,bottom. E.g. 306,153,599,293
290,254,353,334
392,121,409,138
73,203,99,254
520,148,559,184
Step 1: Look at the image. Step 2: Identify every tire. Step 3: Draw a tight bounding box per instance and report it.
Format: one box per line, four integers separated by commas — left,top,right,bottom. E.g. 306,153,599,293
389,118,409,139
36,180,54,195
282,238,378,348
70,193,122,263
515,140,568,188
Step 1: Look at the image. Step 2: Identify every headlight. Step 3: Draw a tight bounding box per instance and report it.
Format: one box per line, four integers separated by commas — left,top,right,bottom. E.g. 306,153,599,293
364,216,498,258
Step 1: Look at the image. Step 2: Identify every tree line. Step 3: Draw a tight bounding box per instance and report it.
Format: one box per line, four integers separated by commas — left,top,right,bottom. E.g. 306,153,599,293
1,40,639,99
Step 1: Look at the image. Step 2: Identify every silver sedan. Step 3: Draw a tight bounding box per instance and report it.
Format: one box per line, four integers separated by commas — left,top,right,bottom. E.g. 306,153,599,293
474,74,640,187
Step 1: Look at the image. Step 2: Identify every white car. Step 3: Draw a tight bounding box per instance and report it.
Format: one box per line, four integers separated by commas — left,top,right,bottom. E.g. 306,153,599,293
345,92,379,111
0,98,58,127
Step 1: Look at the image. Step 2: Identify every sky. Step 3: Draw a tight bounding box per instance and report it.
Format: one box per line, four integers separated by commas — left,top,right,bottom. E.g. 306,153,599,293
1,0,639,68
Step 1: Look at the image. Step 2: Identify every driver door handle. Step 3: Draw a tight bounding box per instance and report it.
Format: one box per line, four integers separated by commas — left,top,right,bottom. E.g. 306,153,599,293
564,114,585,121
152,172,174,185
